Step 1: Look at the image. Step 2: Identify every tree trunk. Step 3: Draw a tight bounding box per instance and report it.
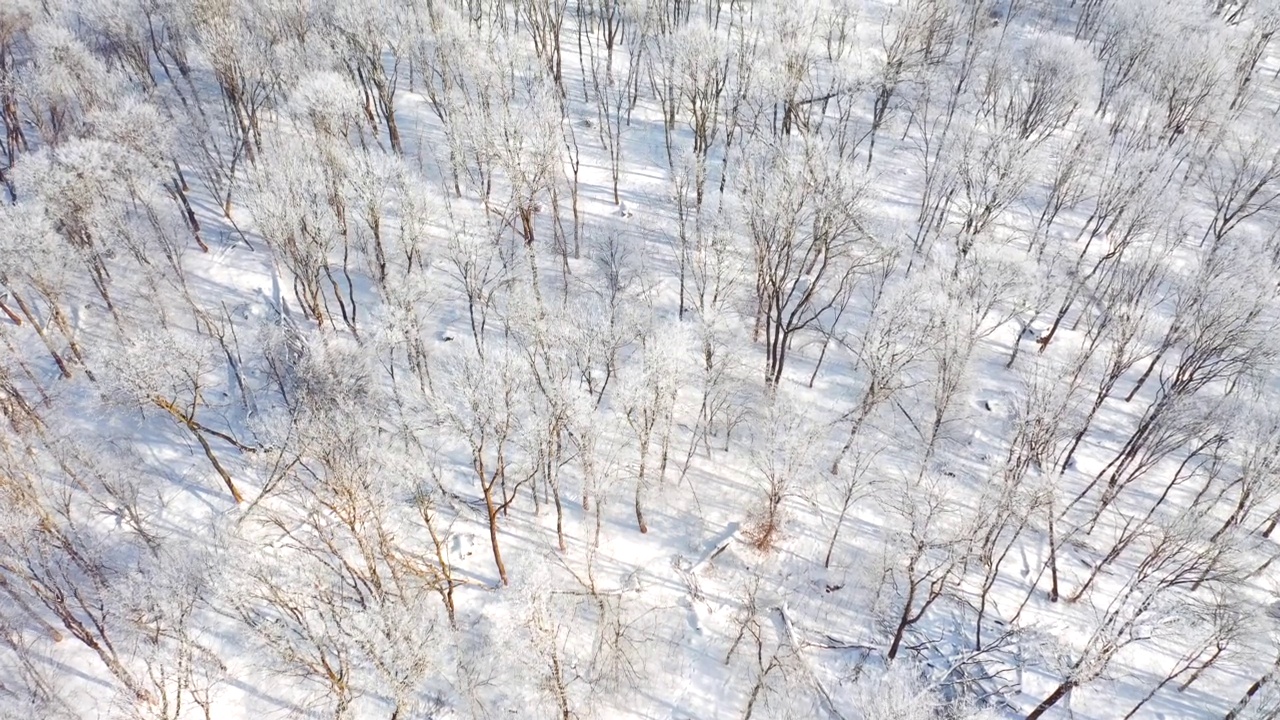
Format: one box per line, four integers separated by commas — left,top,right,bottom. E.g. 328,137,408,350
1225,655,1280,720
482,480,509,585
886,580,916,661
1025,680,1075,720
635,475,648,534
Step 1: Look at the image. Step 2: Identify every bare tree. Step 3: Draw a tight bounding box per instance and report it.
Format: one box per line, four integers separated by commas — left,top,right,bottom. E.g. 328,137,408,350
618,334,683,534
436,347,531,586
324,3,410,154
864,0,960,167
740,136,877,387
831,273,936,473
744,397,814,551
1197,123,1280,250
105,329,256,504
876,472,966,662
1025,513,1240,719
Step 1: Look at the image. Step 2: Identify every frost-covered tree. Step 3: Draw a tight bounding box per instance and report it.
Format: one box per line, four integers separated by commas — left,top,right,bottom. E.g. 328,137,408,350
740,135,878,387
436,346,532,586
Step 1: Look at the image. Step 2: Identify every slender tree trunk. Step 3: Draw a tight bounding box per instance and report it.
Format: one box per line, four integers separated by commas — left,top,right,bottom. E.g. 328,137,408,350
481,474,509,585
1025,680,1075,720
635,460,648,534
1225,654,1280,720
1047,510,1061,602
886,579,916,661
11,292,71,378
0,297,21,325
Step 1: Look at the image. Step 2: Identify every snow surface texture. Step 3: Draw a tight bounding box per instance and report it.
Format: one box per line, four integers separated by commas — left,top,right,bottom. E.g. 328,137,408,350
1,0,1280,718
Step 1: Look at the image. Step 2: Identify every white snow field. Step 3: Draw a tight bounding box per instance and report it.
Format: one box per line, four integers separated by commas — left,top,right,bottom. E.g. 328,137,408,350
2,0,1280,718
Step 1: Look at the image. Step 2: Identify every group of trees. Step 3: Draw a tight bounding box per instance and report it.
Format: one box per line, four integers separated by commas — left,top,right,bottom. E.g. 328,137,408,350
2,0,1280,717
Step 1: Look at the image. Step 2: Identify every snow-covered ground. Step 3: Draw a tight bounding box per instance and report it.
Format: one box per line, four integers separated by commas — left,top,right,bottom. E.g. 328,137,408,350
2,0,1280,718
